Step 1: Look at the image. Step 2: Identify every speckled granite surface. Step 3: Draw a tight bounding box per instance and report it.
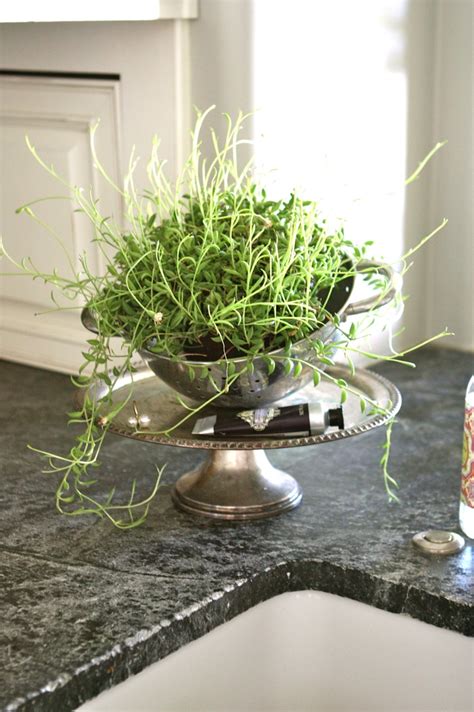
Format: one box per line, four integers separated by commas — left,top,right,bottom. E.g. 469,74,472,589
0,348,473,711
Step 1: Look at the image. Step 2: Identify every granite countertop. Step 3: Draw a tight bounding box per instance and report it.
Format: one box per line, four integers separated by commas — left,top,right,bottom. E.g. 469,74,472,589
1,347,473,711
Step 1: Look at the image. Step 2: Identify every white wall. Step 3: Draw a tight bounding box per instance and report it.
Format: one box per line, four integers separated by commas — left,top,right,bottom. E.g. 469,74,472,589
191,0,473,353
189,0,255,165
426,0,473,351
1,1,471,373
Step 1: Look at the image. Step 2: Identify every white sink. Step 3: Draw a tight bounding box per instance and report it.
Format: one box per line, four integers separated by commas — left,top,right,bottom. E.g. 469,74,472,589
80,590,473,712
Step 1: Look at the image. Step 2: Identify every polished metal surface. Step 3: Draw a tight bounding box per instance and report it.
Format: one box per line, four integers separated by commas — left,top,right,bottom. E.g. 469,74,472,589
344,259,400,316
138,259,400,408
171,450,303,520
84,365,400,519
412,530,465,555
88,364,401,450
83,258,400,409
140,321,342,409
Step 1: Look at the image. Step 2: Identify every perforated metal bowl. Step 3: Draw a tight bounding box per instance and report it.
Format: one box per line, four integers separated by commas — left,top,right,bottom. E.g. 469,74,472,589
82,259,399,409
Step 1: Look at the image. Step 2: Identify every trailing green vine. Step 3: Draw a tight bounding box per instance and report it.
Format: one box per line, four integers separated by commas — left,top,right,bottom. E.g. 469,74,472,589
0,107,449,526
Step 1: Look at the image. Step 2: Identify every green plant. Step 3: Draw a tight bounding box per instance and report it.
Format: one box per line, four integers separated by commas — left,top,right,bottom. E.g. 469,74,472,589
1,107,449,528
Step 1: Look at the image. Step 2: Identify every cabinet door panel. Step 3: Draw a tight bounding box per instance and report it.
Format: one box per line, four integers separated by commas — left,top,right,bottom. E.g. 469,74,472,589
0,76,122,373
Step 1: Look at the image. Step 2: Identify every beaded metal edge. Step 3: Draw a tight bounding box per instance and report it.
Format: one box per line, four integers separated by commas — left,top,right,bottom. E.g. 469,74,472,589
87,366,402,451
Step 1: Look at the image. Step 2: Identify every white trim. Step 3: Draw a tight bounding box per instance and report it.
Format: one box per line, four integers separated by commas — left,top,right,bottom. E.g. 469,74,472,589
0,341,83,374
1,299,84,374
425,0,443,343
174,19,192,172
0,348,78,375
0,0,199,23
0,74,121,97
1,300,84,343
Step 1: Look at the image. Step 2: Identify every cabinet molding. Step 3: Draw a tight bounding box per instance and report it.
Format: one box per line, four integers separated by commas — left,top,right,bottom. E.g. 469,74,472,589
0,75,122,373
0,0,198,23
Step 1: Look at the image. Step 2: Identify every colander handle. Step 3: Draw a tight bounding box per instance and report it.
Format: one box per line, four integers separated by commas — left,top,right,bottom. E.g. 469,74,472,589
81,307,100,334
343,259,401,317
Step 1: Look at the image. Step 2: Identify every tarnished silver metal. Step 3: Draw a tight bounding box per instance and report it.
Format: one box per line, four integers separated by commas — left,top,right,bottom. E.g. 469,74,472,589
84,364,401,520
172,450,302,520
343,259,400,316
140,321,344,409
412,530,465,555
88,364,400,449
80,307,100,335
135,259,400,409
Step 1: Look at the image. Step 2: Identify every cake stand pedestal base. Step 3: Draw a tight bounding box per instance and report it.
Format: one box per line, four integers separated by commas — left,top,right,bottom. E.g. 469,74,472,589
171,449,303,520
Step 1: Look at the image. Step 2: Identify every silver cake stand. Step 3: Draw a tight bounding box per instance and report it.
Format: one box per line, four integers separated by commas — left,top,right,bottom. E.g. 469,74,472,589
89,365,401,521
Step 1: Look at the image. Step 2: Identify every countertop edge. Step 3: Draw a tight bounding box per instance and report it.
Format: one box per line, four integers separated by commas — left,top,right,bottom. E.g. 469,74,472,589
4,558,472,712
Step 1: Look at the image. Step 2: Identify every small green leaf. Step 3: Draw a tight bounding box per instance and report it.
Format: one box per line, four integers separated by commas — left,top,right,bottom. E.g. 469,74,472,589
312,370,321,386
67,410,83,419
266,357,276,375
293,361,303,378
81,351,96,362
319,356,334,367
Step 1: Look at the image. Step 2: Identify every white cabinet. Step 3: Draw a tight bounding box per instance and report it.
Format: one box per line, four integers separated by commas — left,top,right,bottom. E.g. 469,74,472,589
0,19,191,372
0,74,122,372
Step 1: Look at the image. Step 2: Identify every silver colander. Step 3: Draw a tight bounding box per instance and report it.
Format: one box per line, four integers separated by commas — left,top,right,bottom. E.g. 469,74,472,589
82,259,399,408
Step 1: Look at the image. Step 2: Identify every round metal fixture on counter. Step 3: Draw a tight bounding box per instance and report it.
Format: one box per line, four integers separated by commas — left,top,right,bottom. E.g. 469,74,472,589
412,530,465,555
